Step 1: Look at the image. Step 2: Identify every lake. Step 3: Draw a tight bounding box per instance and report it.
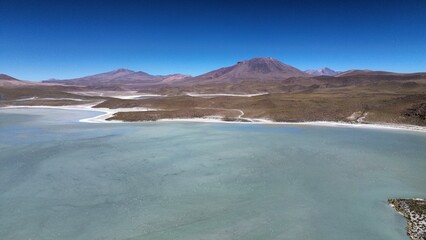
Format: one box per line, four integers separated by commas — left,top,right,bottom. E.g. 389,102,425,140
0,108,425,240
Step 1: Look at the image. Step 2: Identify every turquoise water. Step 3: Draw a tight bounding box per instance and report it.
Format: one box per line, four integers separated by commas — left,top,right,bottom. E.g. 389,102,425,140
0,109,425,240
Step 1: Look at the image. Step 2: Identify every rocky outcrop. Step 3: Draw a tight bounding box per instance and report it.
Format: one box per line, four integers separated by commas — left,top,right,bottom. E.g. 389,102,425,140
405,103,426,120
389,198,426,240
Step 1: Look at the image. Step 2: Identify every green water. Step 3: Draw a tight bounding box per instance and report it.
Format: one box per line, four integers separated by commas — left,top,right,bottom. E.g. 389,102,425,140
0,109,425,240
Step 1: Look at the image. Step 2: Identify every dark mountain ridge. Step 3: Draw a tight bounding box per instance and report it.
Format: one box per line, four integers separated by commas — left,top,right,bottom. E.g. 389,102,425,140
43,68,191,87
0,74,18,80
184,57,309,84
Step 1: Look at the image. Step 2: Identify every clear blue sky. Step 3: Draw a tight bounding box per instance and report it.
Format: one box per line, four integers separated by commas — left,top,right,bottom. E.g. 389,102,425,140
1,0,426,80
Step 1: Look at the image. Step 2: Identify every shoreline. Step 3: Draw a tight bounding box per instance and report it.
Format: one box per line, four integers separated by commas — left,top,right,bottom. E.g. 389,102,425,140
0,104,154,123
158,118,426,133
1,105,426,133
185,92,269,97
388,199,426,240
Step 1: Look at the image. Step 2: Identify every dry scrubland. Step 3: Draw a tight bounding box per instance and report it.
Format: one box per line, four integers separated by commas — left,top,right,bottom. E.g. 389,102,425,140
98,81,426,125
1,74,426,126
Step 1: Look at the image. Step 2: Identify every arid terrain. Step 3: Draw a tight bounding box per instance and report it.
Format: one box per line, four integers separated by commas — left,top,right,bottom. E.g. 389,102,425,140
1,58,426,126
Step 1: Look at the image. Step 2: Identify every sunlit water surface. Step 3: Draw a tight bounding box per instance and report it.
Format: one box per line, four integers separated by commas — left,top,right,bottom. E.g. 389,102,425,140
0,109,425,240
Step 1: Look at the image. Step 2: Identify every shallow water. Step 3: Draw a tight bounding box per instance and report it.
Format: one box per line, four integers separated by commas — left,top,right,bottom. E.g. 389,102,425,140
0,108,425,240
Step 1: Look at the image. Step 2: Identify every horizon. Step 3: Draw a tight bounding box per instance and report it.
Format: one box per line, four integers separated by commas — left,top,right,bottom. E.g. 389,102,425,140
1,0,426,80
2,56,424,82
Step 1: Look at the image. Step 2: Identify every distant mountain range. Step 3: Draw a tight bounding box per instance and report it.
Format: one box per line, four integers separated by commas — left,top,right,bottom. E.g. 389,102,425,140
305,67,340,76
43,57,311,86
2,57,426,89
42,57,313,87
44,69,191,86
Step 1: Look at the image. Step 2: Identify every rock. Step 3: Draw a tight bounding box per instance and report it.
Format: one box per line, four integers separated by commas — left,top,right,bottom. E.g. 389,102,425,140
404,103,426,120
388,198,426,240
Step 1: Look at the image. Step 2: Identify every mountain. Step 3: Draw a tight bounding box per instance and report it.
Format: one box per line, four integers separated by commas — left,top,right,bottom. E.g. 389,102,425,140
34,61,426,90
0,74,30,87
305,67,339,76
43,69,191,88
42,58,307,87
161,74,192,83
185,57,309,84
43,69,158,86
0,74,18,80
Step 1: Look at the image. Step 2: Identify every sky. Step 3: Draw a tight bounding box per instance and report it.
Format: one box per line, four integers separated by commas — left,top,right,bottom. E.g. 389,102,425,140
1,0,426,81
